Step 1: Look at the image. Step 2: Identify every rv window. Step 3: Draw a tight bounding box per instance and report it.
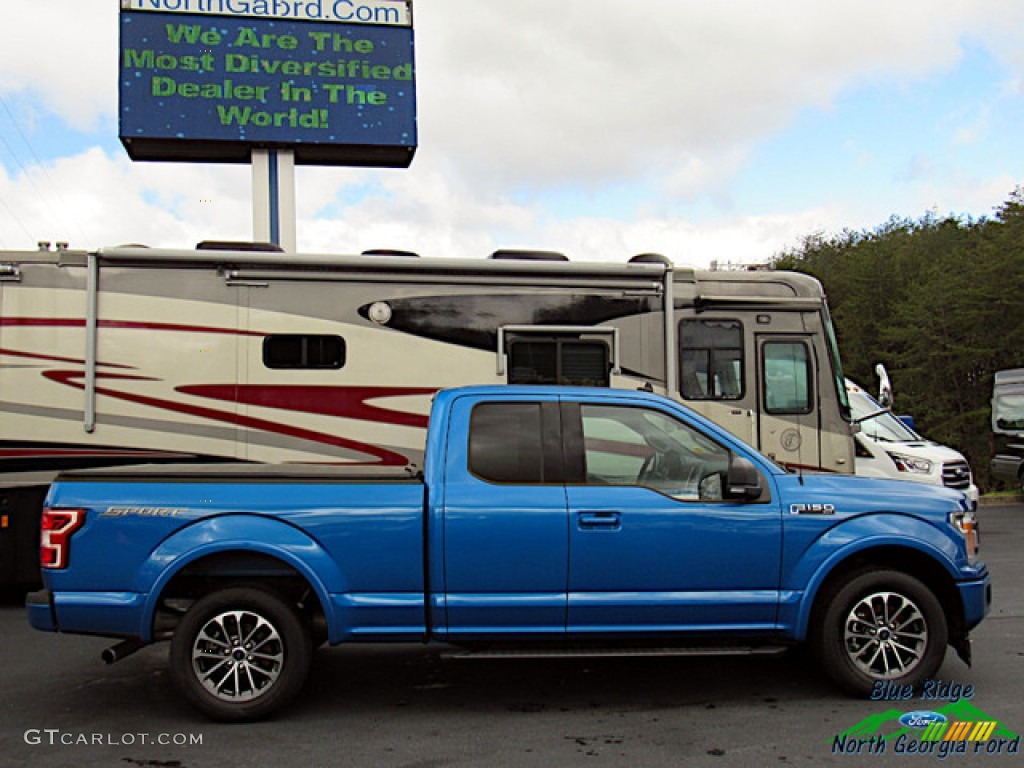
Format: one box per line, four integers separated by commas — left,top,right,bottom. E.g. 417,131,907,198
469,403,545,484
508,339,609,387
679,320,743,400
263,335,346,370
763,341,813,414
994,394,1024,431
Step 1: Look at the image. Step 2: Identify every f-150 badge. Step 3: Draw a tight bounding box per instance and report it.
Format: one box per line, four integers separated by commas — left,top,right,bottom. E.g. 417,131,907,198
789,503,836,515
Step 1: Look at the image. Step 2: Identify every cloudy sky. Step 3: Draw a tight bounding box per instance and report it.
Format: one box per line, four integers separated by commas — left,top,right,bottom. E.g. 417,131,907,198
1,0,1022,267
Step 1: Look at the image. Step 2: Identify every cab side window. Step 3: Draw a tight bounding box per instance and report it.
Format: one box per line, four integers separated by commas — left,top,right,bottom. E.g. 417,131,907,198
468,403,545,484
579,404,731,501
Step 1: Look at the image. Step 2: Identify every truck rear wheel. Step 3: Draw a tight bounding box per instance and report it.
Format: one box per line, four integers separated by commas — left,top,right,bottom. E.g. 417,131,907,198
813,569,947,696
169,587,312,722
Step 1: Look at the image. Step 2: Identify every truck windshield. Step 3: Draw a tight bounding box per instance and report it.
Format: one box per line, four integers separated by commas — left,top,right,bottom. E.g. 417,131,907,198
848,385,919,443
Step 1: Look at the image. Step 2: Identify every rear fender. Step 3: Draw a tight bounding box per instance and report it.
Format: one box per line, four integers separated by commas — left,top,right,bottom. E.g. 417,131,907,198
138,514,345,643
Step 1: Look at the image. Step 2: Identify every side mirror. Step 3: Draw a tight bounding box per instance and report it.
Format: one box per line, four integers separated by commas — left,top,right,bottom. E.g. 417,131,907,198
876,363,893,408
726,456,764,501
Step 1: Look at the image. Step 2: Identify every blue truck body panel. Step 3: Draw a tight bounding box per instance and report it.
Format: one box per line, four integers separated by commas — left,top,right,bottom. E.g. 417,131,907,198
30,385,990,674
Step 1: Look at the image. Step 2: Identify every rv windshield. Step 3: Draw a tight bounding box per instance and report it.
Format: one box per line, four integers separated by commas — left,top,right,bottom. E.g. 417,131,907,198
848,384,919,443
823,305,850,419
994,394,1024,431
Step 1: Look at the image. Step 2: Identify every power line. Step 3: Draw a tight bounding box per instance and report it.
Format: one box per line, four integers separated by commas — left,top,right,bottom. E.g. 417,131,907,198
0,191,40,248
0,95,90,246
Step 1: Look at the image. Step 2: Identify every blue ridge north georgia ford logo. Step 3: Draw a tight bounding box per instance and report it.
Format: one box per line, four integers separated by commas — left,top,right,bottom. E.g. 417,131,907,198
899,711,948,729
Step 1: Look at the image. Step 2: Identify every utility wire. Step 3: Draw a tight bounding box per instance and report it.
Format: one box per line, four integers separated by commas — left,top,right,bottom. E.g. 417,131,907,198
0,95,91,247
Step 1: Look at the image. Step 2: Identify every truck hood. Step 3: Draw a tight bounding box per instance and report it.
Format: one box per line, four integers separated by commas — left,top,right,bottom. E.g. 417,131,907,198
775,471,969,521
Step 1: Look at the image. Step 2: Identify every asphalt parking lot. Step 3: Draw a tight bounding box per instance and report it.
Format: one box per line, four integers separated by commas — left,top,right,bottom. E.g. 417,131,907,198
2,503,1021,768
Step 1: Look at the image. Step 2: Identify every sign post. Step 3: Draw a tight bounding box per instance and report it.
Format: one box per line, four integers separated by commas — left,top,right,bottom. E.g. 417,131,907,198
252,148,296,250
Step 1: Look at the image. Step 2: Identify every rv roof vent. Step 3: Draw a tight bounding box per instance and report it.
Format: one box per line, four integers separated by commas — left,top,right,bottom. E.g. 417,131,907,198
362,249,420,258
490,249,569,261
629,253,672,266
196,240,285,253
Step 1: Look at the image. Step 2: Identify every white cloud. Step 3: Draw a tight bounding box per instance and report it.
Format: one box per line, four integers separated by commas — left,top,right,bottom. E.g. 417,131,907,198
909,174,1022,222
0,141,787,262
415,0,1001,191
298,159,535,256
1,1,1023,263
0,142,1017,267
0,2,118,129
6,0,1016,188
0,147,252,250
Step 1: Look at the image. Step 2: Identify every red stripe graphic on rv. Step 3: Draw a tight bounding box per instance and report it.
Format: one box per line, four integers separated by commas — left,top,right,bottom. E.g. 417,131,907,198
0,318,263,336
1,318,259,368
42,371,413,466
0,347,133,369
177,385,434,430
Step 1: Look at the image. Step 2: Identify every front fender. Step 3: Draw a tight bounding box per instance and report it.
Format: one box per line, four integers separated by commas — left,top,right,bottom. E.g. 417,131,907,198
138,514,346,643
783,512,966,641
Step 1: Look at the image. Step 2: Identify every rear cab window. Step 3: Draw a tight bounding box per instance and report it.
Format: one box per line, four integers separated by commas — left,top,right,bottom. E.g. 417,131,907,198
468,402,547,484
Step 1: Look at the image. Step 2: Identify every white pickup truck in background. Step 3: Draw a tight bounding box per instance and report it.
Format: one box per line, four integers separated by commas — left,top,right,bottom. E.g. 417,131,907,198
847,379,979,509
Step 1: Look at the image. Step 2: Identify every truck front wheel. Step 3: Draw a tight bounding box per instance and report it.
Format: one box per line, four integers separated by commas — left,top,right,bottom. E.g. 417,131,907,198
169,587,312,721
813,569,947,696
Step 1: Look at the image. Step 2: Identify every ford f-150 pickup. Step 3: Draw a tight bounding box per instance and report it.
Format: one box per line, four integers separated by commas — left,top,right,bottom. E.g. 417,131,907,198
27,386,990,721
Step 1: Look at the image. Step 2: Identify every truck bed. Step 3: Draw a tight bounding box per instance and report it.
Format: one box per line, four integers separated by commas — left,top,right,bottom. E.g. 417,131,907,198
54,463,424,484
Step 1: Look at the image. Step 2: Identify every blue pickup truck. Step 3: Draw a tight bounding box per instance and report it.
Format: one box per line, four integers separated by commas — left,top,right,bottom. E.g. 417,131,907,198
28,386,990,721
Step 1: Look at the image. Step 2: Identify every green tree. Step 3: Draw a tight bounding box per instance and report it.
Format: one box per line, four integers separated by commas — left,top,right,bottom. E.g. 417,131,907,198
773,189,1024,491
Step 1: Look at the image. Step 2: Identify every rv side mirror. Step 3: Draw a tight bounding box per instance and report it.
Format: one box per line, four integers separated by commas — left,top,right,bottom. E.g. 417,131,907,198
726,456,763,501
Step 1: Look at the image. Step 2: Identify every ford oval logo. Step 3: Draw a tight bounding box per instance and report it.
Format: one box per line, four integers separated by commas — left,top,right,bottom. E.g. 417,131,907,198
899,711,948,729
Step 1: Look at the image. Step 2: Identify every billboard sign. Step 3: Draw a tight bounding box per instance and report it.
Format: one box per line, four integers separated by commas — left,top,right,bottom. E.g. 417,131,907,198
119,1,416,166
121,1,413,26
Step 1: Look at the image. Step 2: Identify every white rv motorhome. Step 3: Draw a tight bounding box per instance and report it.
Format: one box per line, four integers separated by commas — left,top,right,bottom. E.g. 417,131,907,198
0,243,855,584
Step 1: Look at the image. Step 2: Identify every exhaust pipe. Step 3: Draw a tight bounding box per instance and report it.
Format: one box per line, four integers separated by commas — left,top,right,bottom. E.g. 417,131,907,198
102,639,144,665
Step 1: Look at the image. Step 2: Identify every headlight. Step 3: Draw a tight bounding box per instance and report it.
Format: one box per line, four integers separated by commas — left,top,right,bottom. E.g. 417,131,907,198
887,452,933,474
949,509,979,564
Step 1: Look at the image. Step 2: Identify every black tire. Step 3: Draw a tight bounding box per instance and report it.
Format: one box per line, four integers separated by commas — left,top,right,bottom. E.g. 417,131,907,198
812,569,947,697
169,587,312,722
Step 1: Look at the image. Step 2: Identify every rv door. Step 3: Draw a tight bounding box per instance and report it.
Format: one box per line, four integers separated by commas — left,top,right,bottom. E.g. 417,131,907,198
757,335,820,472
676,317,756,446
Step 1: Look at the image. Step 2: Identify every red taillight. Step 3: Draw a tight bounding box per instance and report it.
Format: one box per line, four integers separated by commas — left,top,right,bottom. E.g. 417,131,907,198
40,508,86,570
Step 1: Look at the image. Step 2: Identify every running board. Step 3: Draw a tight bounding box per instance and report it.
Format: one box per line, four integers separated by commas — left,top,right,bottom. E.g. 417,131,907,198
445,645,789,660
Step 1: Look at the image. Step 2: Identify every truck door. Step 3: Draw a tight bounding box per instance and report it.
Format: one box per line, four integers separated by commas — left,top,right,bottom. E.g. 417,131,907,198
756,335,821,472
439,395,569,637
564,398,781,634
